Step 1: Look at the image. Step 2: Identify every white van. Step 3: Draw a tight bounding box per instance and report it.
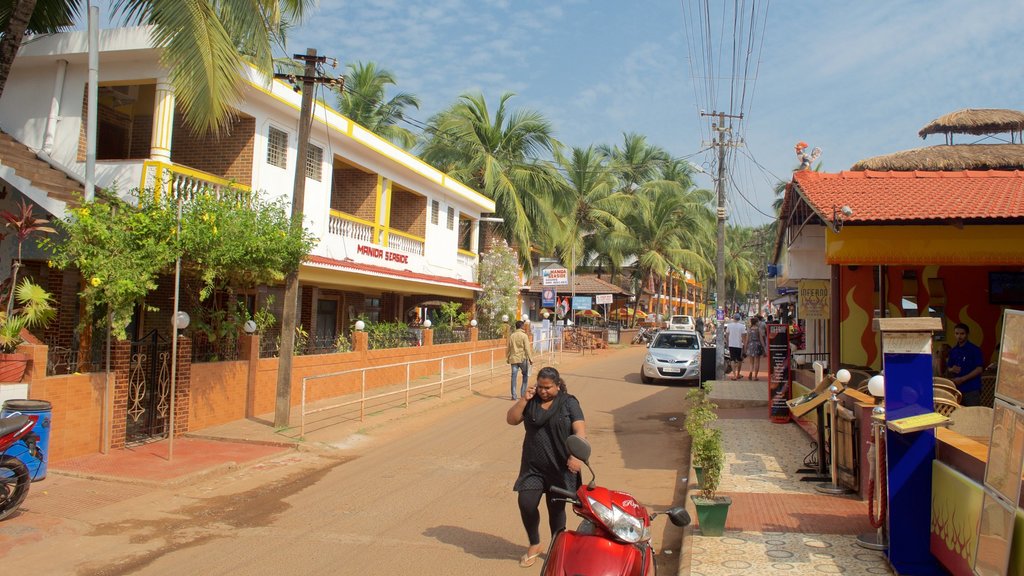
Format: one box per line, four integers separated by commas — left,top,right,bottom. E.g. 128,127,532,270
667,315,695,331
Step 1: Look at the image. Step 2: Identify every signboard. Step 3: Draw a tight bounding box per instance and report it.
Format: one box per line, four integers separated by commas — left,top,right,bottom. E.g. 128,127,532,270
716,307,725,321
356,243,409,264
607,321,620,345
542,268,569,286
541,287,556,308
767,323,791,423
595,294,613,305
995,309,1024,406
572,296,593,310
798,279,830,320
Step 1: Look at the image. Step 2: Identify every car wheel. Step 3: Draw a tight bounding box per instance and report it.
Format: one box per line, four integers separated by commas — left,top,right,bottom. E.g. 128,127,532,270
640,370,653,384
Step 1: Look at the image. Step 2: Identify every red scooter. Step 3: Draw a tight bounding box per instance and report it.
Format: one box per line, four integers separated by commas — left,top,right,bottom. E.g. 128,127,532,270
0,414,35,521
544,435,690,575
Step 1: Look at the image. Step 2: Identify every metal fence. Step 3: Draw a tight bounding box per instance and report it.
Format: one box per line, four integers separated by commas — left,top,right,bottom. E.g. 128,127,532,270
432,327,468,345
46,345,109,376
191,336,240,363
300,333,562,436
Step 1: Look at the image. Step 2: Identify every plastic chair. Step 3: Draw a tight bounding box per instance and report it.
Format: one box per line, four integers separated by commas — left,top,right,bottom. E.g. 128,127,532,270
934,398,960,417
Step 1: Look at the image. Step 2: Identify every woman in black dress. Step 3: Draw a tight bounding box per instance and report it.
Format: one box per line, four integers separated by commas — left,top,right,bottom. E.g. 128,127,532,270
506,366,586,567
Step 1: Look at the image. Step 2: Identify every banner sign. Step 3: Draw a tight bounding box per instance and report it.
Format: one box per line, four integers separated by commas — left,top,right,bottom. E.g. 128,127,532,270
595,294,613,305
542,268,569,286
798,279,830,320
768,323,792,423
541,287,556,308
572,296,593,310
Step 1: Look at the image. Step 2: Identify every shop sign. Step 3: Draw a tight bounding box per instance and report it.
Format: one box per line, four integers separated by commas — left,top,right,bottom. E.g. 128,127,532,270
542,268,569,286
356,244,409,264
798,279,830,319
767,323,791,423
541,287,557,308
572,296,593,310
595,294,613,305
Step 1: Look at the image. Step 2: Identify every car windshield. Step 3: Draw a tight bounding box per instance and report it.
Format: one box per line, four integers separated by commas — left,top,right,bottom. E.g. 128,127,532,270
653,334,698,350
671,316,691,324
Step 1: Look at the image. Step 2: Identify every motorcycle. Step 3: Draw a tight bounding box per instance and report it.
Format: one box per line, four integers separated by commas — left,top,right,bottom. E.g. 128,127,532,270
631,326,656,345
0,414,35,521
543,435,690,575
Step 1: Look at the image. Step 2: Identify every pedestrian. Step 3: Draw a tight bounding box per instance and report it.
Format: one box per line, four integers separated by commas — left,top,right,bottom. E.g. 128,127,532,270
695,316,705,337
947,323,984,406
506,366,586,568
506,320,533,400
745,316,767,380
725,313,747,380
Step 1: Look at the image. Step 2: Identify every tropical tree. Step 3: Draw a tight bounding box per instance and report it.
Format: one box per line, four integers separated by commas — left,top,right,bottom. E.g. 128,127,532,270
419,92,562,270
0,0,314,134
598,132,671,194
549,146,629,272
336,61,421,149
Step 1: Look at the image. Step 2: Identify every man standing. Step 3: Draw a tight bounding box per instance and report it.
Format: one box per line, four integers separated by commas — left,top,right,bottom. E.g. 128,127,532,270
947,323,983,406
725,313,747,381
507,320,533,400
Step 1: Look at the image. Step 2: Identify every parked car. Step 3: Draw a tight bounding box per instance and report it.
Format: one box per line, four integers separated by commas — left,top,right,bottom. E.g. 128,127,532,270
640,329,701,384
666,314,695,331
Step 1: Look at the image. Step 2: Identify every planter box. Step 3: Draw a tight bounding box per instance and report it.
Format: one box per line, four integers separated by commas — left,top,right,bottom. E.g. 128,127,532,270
692,495,732,536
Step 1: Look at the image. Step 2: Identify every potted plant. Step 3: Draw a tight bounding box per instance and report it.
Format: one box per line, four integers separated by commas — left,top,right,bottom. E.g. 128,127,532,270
688,383,732,536
686,383,717,488
0,279,56,382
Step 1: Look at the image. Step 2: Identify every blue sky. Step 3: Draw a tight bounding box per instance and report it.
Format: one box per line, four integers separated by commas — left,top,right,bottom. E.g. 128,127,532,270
86,1,1024,226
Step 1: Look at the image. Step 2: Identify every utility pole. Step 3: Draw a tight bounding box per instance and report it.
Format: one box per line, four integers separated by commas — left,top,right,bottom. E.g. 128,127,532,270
272,49,340,428
702,110,742,380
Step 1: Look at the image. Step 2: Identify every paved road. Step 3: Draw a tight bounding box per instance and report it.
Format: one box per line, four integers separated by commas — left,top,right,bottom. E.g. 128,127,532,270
4,346,692,575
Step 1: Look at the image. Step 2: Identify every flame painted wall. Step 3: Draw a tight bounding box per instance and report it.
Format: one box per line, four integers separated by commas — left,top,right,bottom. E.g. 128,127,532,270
839,265,1020,370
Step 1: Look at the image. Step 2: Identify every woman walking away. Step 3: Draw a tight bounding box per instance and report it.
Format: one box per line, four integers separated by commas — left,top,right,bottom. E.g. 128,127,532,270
746,316,767,380
506,366,586,568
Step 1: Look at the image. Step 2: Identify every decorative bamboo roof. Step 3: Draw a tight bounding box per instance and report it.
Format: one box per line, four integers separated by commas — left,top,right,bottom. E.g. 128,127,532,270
851,144,1024,171
919,109,1024,139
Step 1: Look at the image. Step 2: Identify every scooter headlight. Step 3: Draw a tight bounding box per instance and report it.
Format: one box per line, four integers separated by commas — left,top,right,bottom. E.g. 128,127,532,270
587,497,650,543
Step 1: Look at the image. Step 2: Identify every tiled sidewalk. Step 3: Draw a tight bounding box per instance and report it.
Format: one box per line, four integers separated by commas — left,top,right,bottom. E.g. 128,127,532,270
683,380,892,576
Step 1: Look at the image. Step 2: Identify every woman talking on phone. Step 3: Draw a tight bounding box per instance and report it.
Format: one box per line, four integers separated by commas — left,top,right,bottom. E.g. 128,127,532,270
506,366,586,568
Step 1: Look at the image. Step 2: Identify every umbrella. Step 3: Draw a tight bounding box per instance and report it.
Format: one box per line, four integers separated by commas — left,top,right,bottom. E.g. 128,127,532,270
577,309,601,317
610,307,647,319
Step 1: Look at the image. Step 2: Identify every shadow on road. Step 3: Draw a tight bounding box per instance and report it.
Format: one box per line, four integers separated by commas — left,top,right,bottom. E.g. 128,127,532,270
423,525,521,561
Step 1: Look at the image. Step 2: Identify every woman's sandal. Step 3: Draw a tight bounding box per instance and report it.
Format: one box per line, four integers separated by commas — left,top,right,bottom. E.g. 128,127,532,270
520,551,542,568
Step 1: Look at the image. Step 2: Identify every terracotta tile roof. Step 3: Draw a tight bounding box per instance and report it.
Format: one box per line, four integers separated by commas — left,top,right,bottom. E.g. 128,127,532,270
523,274,631,295
792,169,1024,223
305,255,482,291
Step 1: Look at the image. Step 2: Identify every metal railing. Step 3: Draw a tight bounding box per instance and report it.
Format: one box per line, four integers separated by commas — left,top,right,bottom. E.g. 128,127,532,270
46,345,109,375
329,210,377,242
300,333,562,436
141,160,251,203
457,249,477,269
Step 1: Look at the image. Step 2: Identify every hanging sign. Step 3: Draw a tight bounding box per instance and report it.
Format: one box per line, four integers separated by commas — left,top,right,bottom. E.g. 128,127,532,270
798,279,830,320
542,268,569,286
541,287,557,308
595,294,613,305
768,323,792,423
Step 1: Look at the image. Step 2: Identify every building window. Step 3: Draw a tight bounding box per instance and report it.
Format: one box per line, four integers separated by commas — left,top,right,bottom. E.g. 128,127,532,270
364,297,381,324
305,144,323,181
447,206,455,230
431,200,440,225
267,126,288,169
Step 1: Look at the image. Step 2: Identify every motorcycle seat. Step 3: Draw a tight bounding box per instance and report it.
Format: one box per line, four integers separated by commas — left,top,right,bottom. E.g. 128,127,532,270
0,415,31,437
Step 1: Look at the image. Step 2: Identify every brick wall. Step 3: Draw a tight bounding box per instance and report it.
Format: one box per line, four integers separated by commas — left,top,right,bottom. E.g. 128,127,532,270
388,187,426,237
170,111,255,186
331,168,377,220
25,370,106,462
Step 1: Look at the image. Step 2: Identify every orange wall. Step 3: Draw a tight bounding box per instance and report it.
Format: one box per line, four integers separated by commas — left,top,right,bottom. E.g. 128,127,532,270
27,372,105,462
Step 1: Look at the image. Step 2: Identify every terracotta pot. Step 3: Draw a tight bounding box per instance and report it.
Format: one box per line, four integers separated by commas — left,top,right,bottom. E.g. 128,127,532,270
0,352,30,383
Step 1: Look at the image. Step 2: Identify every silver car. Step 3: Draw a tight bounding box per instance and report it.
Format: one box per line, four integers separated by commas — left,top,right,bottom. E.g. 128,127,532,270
641,330,701,384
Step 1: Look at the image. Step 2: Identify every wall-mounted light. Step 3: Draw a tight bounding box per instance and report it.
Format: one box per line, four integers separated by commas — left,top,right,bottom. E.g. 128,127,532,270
831,204,853,233
173,311,190,331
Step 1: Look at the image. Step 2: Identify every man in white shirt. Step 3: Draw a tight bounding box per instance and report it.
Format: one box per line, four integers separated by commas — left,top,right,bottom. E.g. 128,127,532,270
725,313,748,381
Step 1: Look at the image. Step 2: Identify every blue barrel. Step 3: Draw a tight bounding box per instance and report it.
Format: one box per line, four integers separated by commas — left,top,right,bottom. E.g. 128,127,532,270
1,399,52,481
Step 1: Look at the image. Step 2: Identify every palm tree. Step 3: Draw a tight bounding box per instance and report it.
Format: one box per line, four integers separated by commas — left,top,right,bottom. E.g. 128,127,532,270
0,0,314,134
598,133,670,194
336,61,420,149
724,225,760,311
419,92,562,269
550,146,630,272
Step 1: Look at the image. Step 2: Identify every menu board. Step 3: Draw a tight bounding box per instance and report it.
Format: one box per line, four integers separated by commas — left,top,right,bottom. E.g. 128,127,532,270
995,310,1024,406
767,324,791,423
974,491,1016,576
984,400,1024,503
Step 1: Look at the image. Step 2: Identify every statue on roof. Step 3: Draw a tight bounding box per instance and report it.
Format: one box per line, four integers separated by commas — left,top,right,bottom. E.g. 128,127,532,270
795,141,822,171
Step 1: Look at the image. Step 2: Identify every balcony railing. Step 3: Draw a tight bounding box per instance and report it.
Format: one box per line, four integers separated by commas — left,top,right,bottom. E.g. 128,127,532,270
386,229,425,256
141,161,251,203
329,210,377,242
457,249,477,269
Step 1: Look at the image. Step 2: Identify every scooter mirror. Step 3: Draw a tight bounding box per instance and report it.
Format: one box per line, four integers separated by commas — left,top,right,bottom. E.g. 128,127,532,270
566,435,591,463
665,506,691,527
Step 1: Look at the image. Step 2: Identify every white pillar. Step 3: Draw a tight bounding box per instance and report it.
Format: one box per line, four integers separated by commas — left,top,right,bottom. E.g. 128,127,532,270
150,78,175,162
470,219,480,254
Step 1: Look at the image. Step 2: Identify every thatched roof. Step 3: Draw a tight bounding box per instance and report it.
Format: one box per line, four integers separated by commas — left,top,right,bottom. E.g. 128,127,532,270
919,109,1024,138
851,144,1024,171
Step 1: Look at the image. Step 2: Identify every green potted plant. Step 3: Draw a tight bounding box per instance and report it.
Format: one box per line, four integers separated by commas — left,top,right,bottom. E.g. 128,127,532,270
0,279,56,382
688,383,732,536
686,383,717,488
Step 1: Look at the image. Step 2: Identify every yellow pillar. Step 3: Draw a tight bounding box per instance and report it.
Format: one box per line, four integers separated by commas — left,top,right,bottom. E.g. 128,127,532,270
150,78,175,162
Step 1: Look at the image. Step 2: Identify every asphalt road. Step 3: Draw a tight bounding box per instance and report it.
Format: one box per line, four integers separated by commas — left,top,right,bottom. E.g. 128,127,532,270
6,346,693,575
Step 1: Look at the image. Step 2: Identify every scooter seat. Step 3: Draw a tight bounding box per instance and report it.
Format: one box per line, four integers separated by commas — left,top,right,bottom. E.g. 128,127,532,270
0,415,30,437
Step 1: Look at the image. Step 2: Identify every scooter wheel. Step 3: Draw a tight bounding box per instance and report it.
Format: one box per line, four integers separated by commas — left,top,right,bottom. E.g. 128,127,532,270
0,455,30,521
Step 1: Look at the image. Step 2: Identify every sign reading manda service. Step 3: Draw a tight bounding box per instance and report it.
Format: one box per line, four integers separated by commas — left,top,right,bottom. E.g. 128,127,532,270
542,268,569,286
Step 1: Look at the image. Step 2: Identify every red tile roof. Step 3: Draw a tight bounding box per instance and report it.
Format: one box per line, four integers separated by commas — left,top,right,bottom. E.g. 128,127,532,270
792,169,1024,223
523,274,631,295
305,255,482,291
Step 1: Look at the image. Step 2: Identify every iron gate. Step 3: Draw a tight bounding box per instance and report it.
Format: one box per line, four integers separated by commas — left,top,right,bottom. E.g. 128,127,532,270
125,330,173,444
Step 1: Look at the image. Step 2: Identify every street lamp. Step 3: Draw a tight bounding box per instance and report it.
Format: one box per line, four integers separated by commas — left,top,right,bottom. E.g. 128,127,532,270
243,320,257,334
470,319,477,327
355,320,366,331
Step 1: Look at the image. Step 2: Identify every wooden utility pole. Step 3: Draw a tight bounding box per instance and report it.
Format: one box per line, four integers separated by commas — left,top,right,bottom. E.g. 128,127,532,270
701,110,742,380
273,49,329,428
